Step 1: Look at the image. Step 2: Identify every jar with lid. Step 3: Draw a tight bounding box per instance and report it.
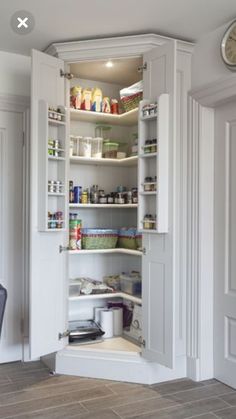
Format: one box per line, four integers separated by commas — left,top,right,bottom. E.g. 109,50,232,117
144,140,152,153
151,139,157,153
80,137,92,158
81,190,88,204
91,185,99,204
91,137,103,158
131,188,138,204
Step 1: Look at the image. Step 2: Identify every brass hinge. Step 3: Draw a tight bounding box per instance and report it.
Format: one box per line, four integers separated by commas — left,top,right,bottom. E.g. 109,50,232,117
58,330,69,340
138,62,147,73
60,69,74,80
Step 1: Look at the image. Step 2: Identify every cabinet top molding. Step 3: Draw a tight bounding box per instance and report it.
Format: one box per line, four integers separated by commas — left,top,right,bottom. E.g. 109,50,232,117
45,33,194,62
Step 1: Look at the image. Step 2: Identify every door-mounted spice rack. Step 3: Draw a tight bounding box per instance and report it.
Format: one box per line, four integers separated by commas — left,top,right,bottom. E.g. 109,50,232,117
138,94,169,233
38,100,67,232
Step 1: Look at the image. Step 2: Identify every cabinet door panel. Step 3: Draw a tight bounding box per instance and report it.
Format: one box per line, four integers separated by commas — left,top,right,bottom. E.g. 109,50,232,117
30,50,68,359
142,42,176,368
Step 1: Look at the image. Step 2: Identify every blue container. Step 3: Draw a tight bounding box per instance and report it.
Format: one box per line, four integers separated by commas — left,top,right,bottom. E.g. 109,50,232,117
74,186,82,203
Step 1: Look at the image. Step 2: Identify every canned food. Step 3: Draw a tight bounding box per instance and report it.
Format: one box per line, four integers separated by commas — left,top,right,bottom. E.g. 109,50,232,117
74,186,82,203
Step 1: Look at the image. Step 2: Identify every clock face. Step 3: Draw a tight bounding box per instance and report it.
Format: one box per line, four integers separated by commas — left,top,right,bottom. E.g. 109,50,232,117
222,22,236,67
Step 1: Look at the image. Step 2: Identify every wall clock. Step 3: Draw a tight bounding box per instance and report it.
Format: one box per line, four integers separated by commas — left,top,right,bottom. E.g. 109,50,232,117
221,20,236,69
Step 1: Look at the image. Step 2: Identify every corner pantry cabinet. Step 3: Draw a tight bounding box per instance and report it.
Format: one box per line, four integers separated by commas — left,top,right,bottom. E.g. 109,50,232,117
29,34,193,384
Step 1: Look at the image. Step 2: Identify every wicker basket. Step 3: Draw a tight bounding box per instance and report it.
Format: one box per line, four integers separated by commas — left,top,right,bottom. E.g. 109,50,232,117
121,92,143,113
118,228,137,250
81,228,118,250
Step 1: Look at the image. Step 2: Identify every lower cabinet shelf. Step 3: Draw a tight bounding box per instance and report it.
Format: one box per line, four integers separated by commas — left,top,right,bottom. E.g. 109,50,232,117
69,292,142,305
69,248,142,256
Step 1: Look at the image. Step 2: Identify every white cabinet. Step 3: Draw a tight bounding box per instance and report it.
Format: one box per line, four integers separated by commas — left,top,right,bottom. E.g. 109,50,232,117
29,35,193,383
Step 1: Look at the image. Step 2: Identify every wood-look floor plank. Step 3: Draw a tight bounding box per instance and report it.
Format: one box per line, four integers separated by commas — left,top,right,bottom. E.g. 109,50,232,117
150,378,205,396
124,398,229,419
0,386,114,419
113,395,180,417
81,387,159,411
168,383,234,404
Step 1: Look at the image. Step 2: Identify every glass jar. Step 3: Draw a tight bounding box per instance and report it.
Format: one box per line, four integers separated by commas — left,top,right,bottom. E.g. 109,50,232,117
91,137,103,158
70,135,77,156
103,141,119,158
80,137,92,158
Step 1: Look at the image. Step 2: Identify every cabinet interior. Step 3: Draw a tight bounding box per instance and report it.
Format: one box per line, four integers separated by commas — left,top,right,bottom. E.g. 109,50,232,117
67,57,143,352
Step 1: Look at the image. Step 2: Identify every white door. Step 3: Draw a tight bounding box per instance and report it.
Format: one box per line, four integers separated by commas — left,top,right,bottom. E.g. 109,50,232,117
142,41,176,368
0,109,24,363
30,50,68,359
214,100,236,388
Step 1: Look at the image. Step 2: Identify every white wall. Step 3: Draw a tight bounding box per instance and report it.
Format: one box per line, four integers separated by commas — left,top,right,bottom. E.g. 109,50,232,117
0,51,30,96
192,20,234,89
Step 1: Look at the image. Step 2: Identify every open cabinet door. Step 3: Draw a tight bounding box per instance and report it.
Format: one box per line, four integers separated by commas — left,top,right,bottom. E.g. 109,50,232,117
141,41,176,368
29,50,68,359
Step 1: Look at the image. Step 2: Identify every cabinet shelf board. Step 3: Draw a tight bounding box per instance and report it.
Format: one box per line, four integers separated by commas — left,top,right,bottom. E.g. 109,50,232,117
70,107,138,126
139,152,157,158
69,292,142,305
139,229,158,234
48,192,65,197
70,155,137,167
69,248,142,256
48,118,66,126
48,156,65,161
139,191,157,196
69,203,138,209
140,114,157,122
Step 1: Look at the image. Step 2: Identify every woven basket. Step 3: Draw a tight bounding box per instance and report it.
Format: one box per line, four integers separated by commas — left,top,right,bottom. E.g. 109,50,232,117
81,228,118,250
121,92,143,113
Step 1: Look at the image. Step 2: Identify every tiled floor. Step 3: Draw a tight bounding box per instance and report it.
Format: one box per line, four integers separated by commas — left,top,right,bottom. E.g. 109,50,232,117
0,362,236,418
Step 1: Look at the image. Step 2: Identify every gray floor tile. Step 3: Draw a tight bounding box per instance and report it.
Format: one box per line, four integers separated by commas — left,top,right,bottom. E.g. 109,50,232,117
127,398,229,419
214,406,236,418
150,379,205,396
113,395,180,417
14,402,87,419
219,392,236,406
81,387,158,411
169,383,234,404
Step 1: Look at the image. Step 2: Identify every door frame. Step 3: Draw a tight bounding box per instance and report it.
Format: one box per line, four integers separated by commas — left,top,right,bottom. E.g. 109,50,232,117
188,74,236,380
0,93,30,361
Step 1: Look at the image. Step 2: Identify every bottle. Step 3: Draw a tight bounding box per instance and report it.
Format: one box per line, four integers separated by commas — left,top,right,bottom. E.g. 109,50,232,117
69,181,74,203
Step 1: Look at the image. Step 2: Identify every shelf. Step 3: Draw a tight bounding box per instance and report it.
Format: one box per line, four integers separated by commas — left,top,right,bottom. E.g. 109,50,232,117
48,193,65,197
139,191,157,196
69,292,142,305
44,228,66,232
70,107,138,126
70,155,137,167
48,156,65,161
139,229,158,234
48,118,66,126
69,248,142,256
140,114,157,121
69,203,138,209
139,152,157,158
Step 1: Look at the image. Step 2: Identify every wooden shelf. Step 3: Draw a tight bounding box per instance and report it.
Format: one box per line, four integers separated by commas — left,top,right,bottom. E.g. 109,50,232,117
69,292,142,305
70,107,138,126
69,203,138,209
48,193,65,197
69,248,142,256
70,155,137,167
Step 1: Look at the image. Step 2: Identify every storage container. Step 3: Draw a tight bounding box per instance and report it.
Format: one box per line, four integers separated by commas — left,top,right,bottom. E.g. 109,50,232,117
120,273,142,296
91,137,103,158
79,137,92,158
81,228,118,249
103,141,119,158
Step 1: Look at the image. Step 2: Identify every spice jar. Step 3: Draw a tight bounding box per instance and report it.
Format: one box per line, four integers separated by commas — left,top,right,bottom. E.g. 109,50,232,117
151,139,157,153
81,190,88,204
144,140,152,153
131,188,138,204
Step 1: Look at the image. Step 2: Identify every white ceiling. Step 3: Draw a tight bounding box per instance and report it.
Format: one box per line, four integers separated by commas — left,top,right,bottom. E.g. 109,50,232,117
1,0,236,56
70,58,143,85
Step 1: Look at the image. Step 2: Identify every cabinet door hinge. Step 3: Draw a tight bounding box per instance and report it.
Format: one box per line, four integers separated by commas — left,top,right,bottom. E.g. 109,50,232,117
138,62,147,73
59,245,70,253
141,247,146,255
58,330,69,340
139,338,146,348
60,69,74,80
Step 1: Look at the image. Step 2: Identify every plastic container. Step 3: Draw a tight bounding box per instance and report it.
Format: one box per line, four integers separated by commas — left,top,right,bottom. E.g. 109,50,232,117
91,137,103,158
80,137,92,158
70,135,77,156
103,141,119,159
120,273,142,296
